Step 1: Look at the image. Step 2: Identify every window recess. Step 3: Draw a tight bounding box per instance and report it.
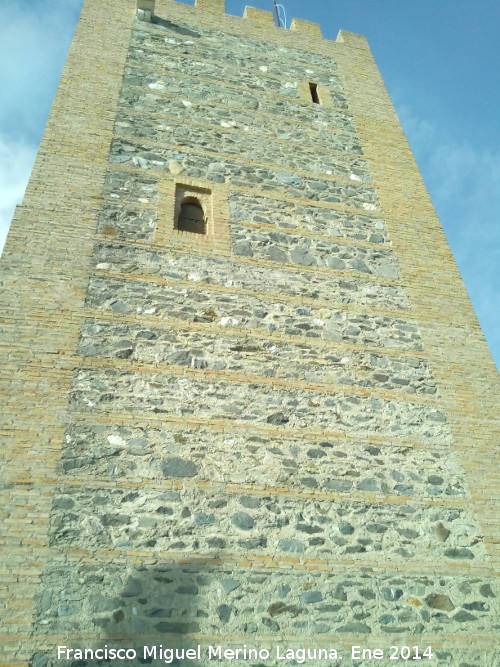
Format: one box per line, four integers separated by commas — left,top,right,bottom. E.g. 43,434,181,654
309,82,321,104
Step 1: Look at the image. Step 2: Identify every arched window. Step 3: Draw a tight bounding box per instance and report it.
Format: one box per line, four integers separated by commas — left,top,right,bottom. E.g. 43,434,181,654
177,197,206,234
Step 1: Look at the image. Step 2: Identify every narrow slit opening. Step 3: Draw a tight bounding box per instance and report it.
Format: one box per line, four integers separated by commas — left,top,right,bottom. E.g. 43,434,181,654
309,82,320,104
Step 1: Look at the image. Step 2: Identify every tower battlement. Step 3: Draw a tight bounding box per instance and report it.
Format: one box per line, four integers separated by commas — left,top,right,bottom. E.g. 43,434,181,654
139,0,325,38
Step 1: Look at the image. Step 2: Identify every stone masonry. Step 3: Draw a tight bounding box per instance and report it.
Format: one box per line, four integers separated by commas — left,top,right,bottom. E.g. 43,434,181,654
0,1,499,665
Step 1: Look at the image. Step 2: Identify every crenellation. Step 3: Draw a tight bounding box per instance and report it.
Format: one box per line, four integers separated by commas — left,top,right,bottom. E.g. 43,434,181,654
140,11,342,67
243,6,276,29
290,17,323,38
137,0,154,22
336,29,372,50
195,0,225,15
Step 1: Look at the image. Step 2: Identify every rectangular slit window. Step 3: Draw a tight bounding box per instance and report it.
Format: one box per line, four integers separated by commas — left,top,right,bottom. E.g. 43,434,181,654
309,82,320,104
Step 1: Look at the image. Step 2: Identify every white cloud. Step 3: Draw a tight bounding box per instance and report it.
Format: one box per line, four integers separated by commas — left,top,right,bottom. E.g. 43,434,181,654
0,0,82,253
398,104,500,368
0,1,83,138
0,134,36,252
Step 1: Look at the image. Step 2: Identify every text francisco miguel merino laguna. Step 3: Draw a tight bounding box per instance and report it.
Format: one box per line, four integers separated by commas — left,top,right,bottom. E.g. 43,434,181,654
57,644,435,662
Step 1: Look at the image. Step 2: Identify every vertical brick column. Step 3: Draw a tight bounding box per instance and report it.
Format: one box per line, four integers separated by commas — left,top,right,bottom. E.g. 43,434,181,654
334,29,500,572
0,0,135,662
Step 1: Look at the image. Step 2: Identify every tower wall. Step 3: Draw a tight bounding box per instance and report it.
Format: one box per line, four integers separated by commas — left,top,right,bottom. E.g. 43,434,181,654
0,1,499,664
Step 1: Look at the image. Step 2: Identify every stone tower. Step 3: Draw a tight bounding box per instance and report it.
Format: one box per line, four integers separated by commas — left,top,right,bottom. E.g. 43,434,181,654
1,0,499,665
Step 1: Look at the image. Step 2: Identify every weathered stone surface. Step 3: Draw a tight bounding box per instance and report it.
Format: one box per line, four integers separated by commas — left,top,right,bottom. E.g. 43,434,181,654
435,521,451,542
86,277,422,350
300,591,322,603
453,610,477,623
50,484,485,562
109,141,378,210
62,422,466,499
116,109,370,182
480,584,495,598
120,85,359,155
219,579,240,594
231,227,400,278
229,193,389,242
70,368,450,442
127,46,343,101
121,577,142,597
31,655,49,667
101,168,159,205
96,203,156,241
93,242,410,311
120,71,353,134
445,548,475,560
130,27,344,92
35,562,500,641
161,457,198,478
79,320,437,395
231,512,254,531
4,1,498,662
138,19,337,73
425,593,455,611
337,622,371,633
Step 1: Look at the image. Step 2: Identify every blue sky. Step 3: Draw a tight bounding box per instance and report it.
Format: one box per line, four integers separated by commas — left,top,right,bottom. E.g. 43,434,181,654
1,0,498,370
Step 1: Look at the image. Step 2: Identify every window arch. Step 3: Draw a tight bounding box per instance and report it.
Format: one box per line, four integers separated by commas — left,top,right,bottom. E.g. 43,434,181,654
177,197,206,234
